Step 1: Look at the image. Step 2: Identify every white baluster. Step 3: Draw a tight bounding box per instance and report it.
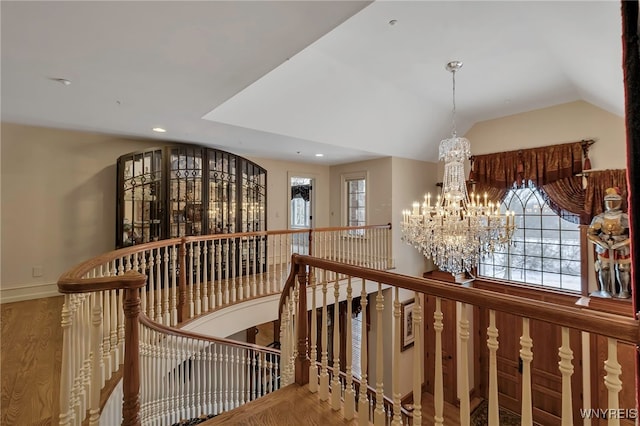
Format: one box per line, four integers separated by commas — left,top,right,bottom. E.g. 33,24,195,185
102,291,112,381
148,248,155,320
520,317,533,426
459,303,471,426
231,239,237,303
374,282,385,425
202,242,209,312
117,289,125,370
604,337,623,426
412,293,423,425
134,258,144,322
252,237,258,297
487,310,500,425
434,297,444,426
188,242,195,317
331,275,342,410
194,242,201,316
163,247,171,324
358,278,369,426
59,297,72,426
558,326,574,426
110,289,119,370
88,293,103,426
244,240,251,299
391,287,401,426
171,245,178,326
309,268,318,393
344,276,356,419
319,272,330,401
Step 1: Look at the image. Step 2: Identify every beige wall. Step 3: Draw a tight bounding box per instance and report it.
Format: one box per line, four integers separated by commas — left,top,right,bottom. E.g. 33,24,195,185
329,157,393,228
1,123,160,301
466,100,626,170
391,157,438,277
0,123,332,302
247,157,330,230
465,100,627,293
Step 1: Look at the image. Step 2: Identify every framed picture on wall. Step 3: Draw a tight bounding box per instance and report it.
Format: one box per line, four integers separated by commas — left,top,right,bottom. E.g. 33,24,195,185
401,299,415,351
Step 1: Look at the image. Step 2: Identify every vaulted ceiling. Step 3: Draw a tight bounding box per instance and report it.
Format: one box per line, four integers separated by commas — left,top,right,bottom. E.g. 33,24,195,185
1,1,624,165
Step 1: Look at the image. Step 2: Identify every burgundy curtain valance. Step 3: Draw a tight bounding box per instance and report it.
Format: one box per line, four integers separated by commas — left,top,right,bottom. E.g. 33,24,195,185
470,141,584,189
467,140,627,224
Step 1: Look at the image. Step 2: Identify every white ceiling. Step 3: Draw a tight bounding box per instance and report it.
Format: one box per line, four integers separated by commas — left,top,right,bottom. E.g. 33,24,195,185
1,1,624,165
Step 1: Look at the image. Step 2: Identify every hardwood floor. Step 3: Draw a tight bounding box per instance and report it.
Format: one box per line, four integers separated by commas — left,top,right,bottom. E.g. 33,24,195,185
0,297,468,426
1,296,64,426
202,384,361,426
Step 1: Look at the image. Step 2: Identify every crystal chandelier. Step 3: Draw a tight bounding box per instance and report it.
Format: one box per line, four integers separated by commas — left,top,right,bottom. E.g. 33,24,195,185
401,61,516,275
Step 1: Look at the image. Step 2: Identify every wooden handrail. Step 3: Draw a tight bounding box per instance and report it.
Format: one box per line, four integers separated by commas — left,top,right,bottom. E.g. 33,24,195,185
138,314,281,356
58,270,147,293
56,224,393,425
290,254,640,345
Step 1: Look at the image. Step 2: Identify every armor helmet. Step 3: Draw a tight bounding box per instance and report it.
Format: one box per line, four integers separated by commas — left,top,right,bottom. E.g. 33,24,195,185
604,187,622,211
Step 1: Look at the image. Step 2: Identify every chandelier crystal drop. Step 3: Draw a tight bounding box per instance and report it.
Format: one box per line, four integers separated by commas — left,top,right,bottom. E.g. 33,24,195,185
401,61,516,276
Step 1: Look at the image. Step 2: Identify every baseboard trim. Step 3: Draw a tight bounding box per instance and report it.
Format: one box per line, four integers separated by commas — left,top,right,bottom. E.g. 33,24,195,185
1,282,59,303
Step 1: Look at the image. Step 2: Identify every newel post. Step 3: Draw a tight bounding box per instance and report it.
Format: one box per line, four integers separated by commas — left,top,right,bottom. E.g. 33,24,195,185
295,262,310,385
178,238,188,323
122,272,146,426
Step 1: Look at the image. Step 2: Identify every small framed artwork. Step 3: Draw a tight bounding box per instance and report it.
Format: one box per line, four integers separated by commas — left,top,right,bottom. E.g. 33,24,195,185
401,298,415,351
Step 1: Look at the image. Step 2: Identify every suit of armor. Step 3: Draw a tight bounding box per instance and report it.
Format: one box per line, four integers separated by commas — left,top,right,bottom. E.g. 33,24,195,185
587,187,631,298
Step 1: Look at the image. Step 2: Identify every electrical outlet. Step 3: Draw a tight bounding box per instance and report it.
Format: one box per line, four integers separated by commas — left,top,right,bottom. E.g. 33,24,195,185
32,266,43,277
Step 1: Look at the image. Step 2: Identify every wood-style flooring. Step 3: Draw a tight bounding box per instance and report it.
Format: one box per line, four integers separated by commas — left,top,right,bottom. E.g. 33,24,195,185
1,296,64,426
202,383,467,426
201,384,361,426
0,297,467,426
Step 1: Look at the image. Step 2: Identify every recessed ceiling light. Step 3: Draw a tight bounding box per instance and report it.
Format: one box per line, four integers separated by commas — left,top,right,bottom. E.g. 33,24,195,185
315,153,324,157
49,77,71,86
152,127,167,133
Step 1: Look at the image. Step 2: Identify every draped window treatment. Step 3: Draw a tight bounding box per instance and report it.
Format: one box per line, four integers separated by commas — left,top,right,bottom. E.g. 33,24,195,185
469,141,626,224
585,169,629,217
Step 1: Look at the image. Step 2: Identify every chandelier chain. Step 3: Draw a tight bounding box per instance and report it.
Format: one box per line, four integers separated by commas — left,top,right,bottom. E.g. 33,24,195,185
451,69,457,137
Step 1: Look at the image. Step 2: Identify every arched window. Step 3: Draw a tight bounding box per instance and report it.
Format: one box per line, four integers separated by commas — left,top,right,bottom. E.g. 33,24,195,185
478,185,581,291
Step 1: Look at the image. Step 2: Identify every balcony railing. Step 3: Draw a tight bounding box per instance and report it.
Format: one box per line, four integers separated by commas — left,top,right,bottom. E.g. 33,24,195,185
279,255,639,426
56,224,392,426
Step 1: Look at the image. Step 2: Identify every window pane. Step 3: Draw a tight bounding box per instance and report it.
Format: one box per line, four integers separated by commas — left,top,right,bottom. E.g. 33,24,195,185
561,275,581,292
510,241,525,255
543,272,562,287
524,215,541,229
561,218,579,230
542,214,560,230
477,186,584,293
524,242,542,256
509,267,525,282
560,229,580,244
524,268,542,285
542,243,560,258
562,263,581,279
544,258,561,273
346,177,366,228
561,245,581,260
